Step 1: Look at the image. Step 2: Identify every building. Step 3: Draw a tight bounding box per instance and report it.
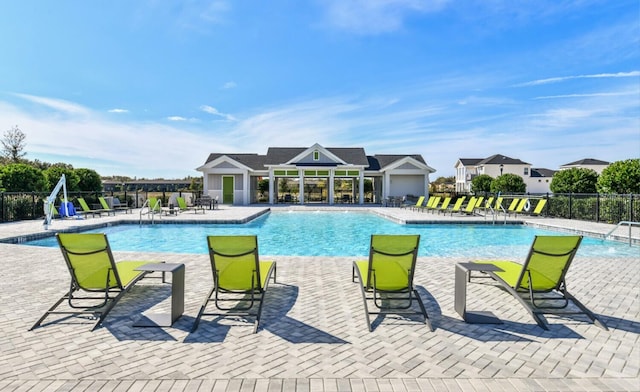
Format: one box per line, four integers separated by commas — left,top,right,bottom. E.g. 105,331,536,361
455,154,555,194
455,154,532,193
559,158,610,174
197,143,435,205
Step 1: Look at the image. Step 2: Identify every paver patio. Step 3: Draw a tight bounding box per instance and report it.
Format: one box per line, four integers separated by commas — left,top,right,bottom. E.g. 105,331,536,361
0,206,638,391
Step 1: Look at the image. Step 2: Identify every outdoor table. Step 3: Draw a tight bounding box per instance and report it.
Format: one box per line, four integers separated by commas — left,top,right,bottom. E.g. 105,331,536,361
454,262,504,324
134,263,185,327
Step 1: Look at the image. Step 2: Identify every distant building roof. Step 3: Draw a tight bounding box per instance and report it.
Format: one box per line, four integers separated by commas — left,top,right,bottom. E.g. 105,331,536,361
530,168,556,178
477,154,530,165
458,158,483,166
562,158,610,166
202,146,426,171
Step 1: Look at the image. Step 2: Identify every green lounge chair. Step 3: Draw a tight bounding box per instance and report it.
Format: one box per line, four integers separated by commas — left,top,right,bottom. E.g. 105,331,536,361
98,197,117,215
401,195,424,210
147,197,164,215
477,196,494,213
461,196,478,215
352,234,432,332
76,197,103,217
511,198,529,216
176,196,205,214
192,235,276,333
30,233,159,331
433,196,452,214
528,199,547,216
473,235,608,330
420,196,440,212
413,196,434,211
505,198,520,215
446,196,466,215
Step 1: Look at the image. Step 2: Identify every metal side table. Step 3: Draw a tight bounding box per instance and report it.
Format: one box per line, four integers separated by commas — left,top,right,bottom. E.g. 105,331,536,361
134,263,185,327
455,262,503,324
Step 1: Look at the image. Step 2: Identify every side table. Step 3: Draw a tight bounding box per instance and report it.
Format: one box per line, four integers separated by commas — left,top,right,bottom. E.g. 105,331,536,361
454,262,503,324
134,263,185,327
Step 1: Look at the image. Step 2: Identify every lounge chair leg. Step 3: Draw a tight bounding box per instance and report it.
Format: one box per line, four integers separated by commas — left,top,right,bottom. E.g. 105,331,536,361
191,287,215,332
497,279,550,330
564,291,609,331
413,290,433,332
30,296,67,331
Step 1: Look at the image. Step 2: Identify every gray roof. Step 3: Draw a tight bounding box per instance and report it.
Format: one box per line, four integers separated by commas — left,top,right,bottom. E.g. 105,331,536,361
562,158,610,166
478,154,530,165
372,154,427,168
264,147,369,166
204,146,424,170
530,168,556,178
458,158,483,166
203,153,268,170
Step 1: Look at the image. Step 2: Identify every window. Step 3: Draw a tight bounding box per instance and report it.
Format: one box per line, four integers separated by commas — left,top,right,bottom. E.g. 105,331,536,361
524,168,529,175
313,150,319,161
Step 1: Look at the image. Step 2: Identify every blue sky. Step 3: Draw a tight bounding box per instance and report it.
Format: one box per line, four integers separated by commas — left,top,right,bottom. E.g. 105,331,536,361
1,0,638,179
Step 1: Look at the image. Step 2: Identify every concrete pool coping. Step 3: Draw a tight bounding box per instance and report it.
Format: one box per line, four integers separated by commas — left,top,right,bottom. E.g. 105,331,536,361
1,206,638,391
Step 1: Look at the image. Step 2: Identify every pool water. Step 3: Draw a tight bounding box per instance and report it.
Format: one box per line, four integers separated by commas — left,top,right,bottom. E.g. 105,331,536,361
25,211,638,258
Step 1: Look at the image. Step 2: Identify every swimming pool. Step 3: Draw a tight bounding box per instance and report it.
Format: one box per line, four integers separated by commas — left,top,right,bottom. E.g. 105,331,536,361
25,211,638,258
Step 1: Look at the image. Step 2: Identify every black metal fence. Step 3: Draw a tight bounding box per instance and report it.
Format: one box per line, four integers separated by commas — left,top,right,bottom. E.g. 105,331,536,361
0,189,203,223
0,190,637,224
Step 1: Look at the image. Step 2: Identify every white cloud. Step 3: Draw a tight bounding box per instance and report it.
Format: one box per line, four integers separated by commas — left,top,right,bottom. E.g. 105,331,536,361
516,71,640,87
320,0,450,34
108,108,129,113
13,93,90,116
200,105,236,121
221,81,237,89
0,99,211,178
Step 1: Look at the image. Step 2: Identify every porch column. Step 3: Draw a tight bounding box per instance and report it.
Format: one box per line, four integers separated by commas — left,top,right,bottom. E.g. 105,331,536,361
359,172,365,205
243,171,250,205
329,171,335,205
298,171,304,204
384,174,391,200
268,171,274,204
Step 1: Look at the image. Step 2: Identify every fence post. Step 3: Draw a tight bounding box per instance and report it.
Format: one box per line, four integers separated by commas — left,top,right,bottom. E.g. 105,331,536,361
596,193,600,222
569,193,573,220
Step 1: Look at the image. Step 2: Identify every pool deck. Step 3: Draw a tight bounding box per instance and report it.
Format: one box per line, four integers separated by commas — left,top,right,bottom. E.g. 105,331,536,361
1,206,638,391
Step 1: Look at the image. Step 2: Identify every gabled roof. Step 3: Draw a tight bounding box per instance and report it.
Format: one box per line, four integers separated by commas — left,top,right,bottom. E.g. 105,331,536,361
562,158,610,166
458,158,483,166
201,153,267,170
198,143,430,173
477,154,530,165
531,168,556,178
265,146,369,166
373,154,427,168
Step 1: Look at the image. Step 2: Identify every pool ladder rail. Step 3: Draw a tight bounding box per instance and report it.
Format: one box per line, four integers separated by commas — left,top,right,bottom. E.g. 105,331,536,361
604,221,640,246
139,198,163,225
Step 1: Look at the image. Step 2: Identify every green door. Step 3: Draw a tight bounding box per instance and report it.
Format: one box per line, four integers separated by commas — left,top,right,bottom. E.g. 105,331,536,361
222,176,234,204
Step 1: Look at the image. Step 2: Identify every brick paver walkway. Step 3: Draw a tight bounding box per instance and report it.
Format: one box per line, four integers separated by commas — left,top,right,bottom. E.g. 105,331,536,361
0,206,638,391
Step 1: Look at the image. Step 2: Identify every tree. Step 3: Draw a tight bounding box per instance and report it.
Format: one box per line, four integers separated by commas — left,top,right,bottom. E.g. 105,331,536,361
44,165,80,191
550,168,598,194
597,159,640,194
75,168,103,192
0,163,47,192
257,178,269,197
2,125,27,163
471,174,493,193
490,173,526,193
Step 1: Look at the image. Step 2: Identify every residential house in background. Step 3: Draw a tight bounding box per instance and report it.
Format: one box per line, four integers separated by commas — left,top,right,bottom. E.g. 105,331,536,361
455,155,614,194
559,158,610,174
455,154,532,193
197,143,435,205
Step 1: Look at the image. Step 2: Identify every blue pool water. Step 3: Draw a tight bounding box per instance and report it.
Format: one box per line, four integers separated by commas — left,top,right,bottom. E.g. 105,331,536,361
25,211,638,258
